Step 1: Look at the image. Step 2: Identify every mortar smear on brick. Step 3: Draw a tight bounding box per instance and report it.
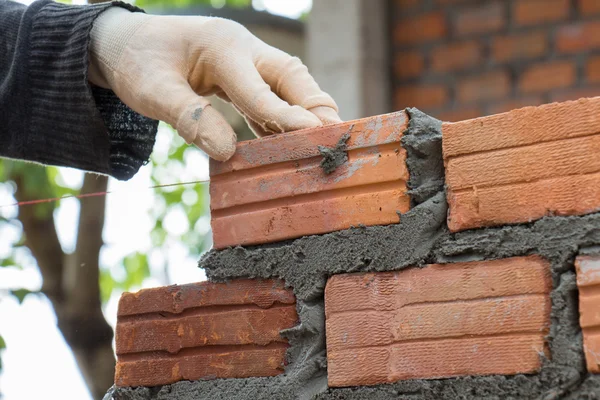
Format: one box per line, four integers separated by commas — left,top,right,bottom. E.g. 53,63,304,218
209,112,410,249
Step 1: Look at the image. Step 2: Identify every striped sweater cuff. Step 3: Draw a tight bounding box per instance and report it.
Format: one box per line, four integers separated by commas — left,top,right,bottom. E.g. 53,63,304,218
26,0,157,180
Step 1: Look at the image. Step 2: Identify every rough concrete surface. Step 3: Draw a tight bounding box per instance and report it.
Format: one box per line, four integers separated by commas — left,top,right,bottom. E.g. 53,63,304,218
111,109,600,400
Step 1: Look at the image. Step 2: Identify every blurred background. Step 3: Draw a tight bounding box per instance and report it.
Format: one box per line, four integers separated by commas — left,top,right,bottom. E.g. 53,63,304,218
0,0,599,399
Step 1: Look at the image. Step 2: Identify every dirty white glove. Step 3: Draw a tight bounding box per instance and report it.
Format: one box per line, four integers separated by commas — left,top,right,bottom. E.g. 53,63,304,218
89,7,341,161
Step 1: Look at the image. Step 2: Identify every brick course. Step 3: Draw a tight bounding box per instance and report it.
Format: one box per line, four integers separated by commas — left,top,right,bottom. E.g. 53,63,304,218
391,0,600,121
443,97,600,231
325,256,552,387
114,279,297,387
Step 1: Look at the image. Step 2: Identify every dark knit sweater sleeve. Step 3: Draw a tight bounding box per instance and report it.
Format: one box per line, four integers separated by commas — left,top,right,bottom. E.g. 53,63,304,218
0,0,158,180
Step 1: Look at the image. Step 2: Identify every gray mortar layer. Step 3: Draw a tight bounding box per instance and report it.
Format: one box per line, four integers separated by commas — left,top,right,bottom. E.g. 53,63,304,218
111,109,600,400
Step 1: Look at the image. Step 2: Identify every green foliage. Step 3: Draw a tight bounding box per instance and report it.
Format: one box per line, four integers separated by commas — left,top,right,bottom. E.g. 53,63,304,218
1,125,211,310
9,289,36,305
0,333,5,372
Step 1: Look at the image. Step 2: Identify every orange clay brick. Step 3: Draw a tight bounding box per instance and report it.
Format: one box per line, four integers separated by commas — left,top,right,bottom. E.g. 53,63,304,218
587,56,600,83
519,61,576,94
457,70,511,104
209,112,410,249
394,12,447,45
394,52,425,79
513,0,570,26
579,0,600,15
442,97,600,232
114,279,298,387
491,31,548,63
394,85,448,110
556,22,600,53
453,2,505,36
325,256,552,387
576,255,600,373
430,41,482,73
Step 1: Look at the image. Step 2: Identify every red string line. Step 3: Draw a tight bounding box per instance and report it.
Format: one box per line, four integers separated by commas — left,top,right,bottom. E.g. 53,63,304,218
0,179,210,209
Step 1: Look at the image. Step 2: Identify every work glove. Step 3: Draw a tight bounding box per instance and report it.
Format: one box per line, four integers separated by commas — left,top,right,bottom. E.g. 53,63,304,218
88,7,341,161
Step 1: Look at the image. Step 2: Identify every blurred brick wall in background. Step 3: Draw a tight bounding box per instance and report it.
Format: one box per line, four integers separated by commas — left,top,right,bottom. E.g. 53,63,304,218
391,0,600,121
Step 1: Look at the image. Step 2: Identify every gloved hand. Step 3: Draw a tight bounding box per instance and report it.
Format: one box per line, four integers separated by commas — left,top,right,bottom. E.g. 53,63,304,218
88,7,341,161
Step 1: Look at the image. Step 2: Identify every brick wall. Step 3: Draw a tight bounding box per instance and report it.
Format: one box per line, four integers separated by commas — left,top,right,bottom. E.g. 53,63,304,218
392,0,600,121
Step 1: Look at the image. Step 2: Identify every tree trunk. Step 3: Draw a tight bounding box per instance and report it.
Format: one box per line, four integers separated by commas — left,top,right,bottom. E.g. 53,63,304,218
15,173,115,400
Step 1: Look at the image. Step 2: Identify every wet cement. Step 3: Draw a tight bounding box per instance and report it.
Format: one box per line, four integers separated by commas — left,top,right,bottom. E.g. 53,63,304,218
111,109,600,400
318,128,351,175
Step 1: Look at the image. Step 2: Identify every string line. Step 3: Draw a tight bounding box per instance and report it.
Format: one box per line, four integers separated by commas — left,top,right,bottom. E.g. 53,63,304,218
0,179,210,209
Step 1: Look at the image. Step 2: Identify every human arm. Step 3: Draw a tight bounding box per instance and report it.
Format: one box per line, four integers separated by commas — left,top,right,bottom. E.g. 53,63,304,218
0,0,158,180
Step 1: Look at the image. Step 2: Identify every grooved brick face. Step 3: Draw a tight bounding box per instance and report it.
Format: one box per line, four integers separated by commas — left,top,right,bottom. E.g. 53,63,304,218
325,256,552,387
576,255,600,373
114,279,298,387
443,97,600,232
209,112,410,249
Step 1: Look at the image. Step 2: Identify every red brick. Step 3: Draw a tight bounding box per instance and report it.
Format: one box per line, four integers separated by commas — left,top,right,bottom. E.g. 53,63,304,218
576,255,600,373
442,97,600,231
513,0,570,26
550,86,600,102
325,256,552,387
492,31,548,63
210,112,410,249
457,71,511,104
487,96,544,115
454,2,505,36
435,107,482,122
519,61,576,94
394,52,425,79
579,0,600,15
587,56,600,83
114,279,298,387
394,85,448,109
394,12,447,45
430,41,482,72
556,22,600,53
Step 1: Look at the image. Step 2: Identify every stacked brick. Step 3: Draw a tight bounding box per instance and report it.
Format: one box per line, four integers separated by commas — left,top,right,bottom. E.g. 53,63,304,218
114,280,297,387
113,96,600,395
392,0,600,121
443,97,600,231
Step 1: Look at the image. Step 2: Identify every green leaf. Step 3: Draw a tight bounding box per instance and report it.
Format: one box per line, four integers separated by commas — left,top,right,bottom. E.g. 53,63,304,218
0,333,5,372
99,269,118,304
10,289,34,304
121,253,151,291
